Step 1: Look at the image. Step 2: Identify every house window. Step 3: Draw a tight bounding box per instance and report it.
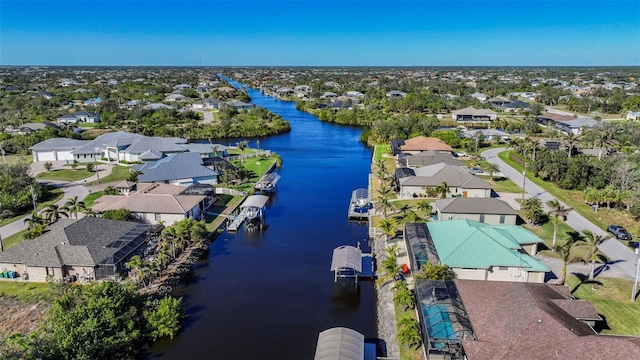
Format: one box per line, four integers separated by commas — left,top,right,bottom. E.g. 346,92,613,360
499,266,508,271
46,267,54,275
155,213,161,221
479,214,485,223
499,215,506,224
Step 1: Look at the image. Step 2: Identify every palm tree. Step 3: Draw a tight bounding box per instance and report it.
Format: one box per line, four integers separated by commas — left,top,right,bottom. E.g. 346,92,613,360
161,226,180,258
377,245,401,286
397,318,422,349
126,255,143,285
375,188,394,219
546,199,572,247
392,280,415,311
83,208,97,217
64,196,86,219
435,181,449,199
520,197,544,225
42,204,68,224
127,170,143,183
395,210,423,225
379,219,397,243
416,200,432,216
486,163,500,181
23,211,44,229
553,238,575,286
577,230,611,280
562,132,582,158
156,244,172,269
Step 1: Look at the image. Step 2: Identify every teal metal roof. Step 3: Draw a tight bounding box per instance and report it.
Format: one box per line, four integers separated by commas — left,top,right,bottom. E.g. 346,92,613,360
493,224,545,245
426,220,548,272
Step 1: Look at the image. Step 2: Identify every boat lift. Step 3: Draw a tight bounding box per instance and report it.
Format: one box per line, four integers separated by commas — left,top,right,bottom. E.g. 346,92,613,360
227,195,269,232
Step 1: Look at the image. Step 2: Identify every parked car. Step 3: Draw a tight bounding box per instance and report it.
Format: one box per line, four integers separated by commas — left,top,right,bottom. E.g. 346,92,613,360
607,225,633,240
629,241,639,250
469,167,483,175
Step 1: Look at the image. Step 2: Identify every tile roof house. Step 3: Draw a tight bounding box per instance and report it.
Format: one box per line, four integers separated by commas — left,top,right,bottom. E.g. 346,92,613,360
451,107,497,122
456,280,640,359
400,136,454,154
398,163,492,199
134,152,219,187
434,197,518,225
91,182,210,225
405,221,548,282
0,217,150,282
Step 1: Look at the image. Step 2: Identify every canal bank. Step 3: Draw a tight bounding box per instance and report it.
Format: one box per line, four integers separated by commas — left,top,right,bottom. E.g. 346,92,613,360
146,78,376,359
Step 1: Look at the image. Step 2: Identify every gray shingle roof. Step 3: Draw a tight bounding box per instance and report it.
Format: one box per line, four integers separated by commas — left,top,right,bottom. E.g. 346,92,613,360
29,137,90,150
134,152,218,183
436,198,517,215
0,218,144,267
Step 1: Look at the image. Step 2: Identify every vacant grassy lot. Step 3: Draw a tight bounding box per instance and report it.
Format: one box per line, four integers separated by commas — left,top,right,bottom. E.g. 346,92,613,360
37,169,93,181
488,177,521,193
3,154,32,166
567,275,640,336
0,281,51,299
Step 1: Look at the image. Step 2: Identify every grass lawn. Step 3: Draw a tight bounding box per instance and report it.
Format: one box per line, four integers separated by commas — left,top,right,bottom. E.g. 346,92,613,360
37,169,93,181
488,177,522,193
0,188,64,227
395,303,423,360
234,156,276,181
87,166,131,185
205,195,244,232
2,229,28,250
523,219,599,260
227,147,259,156
374,144,391,161
498,150,611,232
0,281,51,299
83,191,104,207
567,275,640,336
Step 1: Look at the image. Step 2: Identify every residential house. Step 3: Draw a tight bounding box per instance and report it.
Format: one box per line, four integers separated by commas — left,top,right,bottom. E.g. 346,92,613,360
455,280,640,359
173,83,192,90
134,152,219,186
13,122,59,135
390,139,405,156
29,138,91,162
399,150,464,168
626,111,640,121
345,91,365,99
386,90,407,98
192,98,223,110
398,163,492,198
399,136,454,155
0,217,151,282
196,85,213,93
120,100,148,110
320,92,338,99
462,129,510,142
294,85,311,92
434,197,518,224
34,91,56,100
83,97,102,106
405,221,548,283
144,103,174,110
451,107,497,122
91,182,210,225
70,131,187,163
555,117,599,134
56,111,101,124
164,94,188,102
470,92,487,101
224,100,256,110
503,100,530,112
487,96,511,108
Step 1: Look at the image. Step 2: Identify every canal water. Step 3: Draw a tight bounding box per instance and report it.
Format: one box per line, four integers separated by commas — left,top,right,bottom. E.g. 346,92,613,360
146,78,376,359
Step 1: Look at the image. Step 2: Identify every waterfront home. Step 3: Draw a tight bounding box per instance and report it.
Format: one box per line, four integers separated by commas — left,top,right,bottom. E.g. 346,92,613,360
405,221,548,282
399,136,454,154
398,163,492,199
134,152,219,186
454,280,640,359
390,139,405,156
451,106,497,122
434,197,518,224
91,182,210,225
224,99,256,110
0,217,150,282
56,111,101,124
398,150,464,168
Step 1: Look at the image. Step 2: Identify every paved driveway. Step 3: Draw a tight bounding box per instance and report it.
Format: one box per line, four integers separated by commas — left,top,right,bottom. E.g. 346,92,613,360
482,147,638,280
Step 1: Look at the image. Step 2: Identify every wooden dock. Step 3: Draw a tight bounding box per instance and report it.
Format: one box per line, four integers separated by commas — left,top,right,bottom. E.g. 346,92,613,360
348,188,371,221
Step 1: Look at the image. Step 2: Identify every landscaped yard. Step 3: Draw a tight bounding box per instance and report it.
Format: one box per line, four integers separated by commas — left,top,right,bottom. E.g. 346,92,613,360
395,303,423,360
87,166,131,185
567,275,640,336
0,281,51,299
37,169,93,181
523,218,600,261
83,191,104,207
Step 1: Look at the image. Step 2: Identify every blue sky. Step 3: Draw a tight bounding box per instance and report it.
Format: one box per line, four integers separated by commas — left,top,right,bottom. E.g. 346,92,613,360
1,0,639,66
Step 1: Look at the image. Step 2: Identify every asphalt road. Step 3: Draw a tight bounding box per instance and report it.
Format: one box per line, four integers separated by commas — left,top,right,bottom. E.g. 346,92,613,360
482,147,638,280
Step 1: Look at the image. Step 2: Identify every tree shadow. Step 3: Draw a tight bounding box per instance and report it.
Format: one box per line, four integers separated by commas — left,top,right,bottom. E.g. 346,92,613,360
570,272,604,295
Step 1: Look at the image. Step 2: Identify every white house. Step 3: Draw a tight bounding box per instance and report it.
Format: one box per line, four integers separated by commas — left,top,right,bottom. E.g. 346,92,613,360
56,111,101,124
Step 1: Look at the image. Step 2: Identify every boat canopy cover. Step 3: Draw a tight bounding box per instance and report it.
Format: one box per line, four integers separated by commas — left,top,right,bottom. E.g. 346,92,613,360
241,195,269,209
354,188,368,200
331,245,362,273
314,327,364,360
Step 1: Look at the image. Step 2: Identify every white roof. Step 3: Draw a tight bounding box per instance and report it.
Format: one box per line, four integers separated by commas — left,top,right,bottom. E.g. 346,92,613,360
241,195,269,209
314,327,364,360
331,245,362,272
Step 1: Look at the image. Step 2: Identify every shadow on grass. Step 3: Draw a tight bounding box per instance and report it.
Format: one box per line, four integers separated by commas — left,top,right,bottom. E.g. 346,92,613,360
570,272,604,295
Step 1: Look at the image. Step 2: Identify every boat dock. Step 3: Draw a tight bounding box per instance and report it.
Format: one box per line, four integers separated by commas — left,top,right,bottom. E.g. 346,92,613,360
227,195,270,232
254,172,281,193
348,188,372,221
331,245,375,283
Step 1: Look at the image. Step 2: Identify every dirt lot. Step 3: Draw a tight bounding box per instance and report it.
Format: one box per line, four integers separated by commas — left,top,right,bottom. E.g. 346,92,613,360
0,297,49,336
